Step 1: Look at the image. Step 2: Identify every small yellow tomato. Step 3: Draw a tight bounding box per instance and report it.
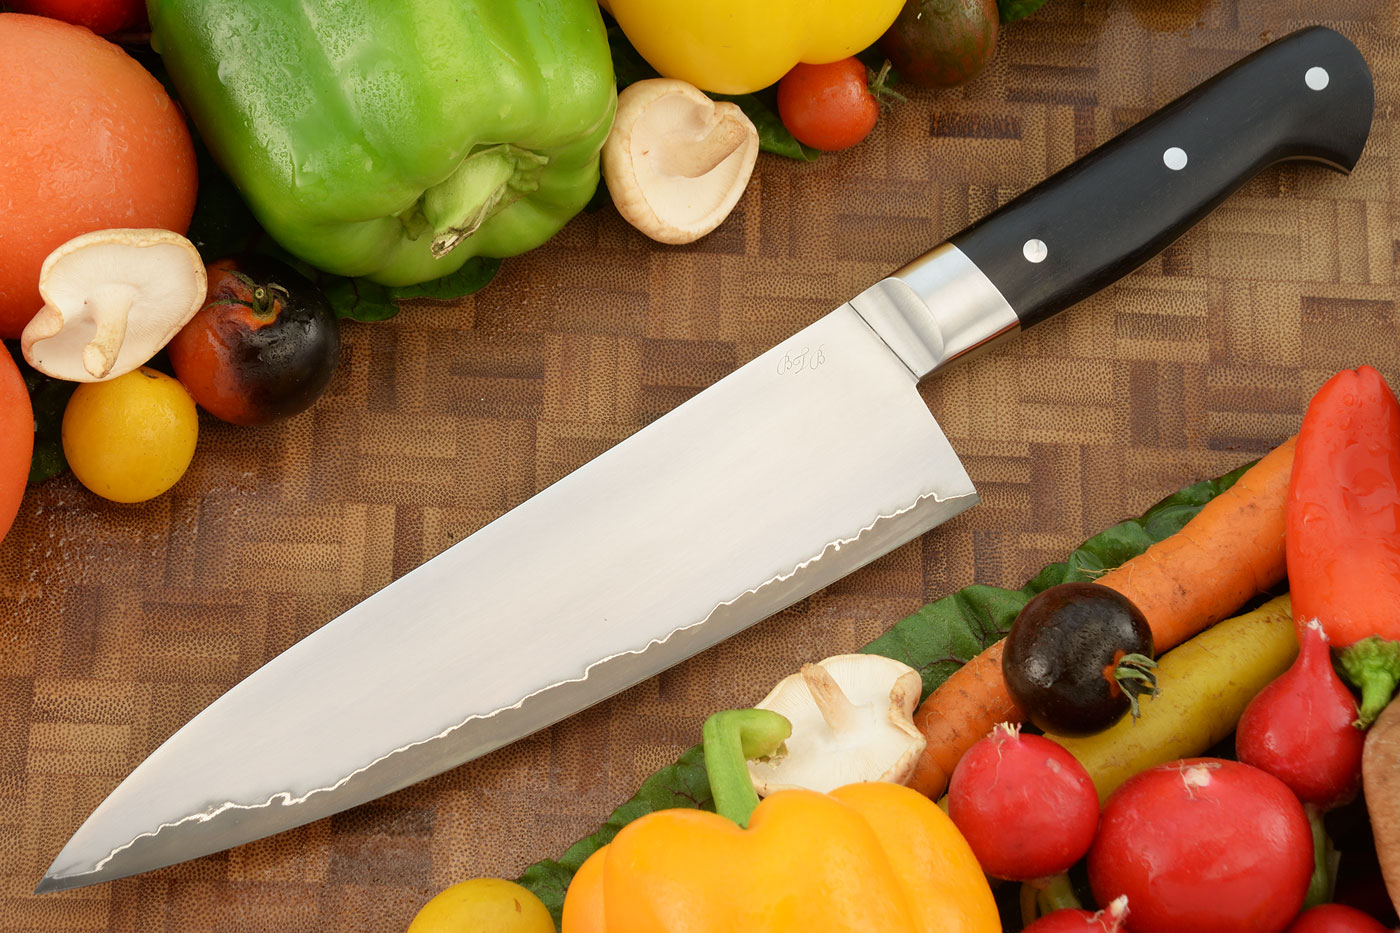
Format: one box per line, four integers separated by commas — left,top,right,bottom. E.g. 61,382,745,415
407,878,555,933
62,367,199,503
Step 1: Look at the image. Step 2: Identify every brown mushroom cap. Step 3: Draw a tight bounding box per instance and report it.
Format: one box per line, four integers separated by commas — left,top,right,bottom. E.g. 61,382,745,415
21,229,207,383
603,78,760,245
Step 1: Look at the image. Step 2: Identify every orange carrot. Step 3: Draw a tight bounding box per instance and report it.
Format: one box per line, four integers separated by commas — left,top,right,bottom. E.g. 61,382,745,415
906,437,1296,800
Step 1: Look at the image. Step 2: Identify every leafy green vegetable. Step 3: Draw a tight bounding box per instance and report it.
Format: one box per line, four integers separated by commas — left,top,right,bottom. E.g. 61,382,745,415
516,458,1253,921
1000,0,1051,24
603,14,817,162
5,340,75,485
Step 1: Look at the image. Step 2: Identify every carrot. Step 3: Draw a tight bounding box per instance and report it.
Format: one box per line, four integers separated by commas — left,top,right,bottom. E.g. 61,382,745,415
905,437,1296,800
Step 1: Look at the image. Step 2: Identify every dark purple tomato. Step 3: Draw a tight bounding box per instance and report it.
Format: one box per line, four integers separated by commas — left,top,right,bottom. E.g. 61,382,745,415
168,255,339,426
1002,582,1157,737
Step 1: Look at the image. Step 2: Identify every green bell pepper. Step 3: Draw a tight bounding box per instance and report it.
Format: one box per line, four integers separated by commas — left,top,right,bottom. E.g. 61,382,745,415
147,0,616,286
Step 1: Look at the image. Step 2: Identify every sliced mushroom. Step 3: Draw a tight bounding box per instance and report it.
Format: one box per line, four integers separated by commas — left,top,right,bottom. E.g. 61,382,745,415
21,228,207,383
747,654,928,795
603,78,760,245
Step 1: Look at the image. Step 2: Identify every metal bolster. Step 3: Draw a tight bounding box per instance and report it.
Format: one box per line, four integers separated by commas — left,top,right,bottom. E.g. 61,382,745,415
847,243,1020,381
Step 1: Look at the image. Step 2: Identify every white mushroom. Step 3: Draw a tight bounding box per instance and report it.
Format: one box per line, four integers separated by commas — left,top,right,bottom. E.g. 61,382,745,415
21,228,207,383
747,654,928,795
602,78,760,245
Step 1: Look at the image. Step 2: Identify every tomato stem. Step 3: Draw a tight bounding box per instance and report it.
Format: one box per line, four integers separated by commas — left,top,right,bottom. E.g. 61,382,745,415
866,59,906,110
701,708,792,828
1108,651,1160,721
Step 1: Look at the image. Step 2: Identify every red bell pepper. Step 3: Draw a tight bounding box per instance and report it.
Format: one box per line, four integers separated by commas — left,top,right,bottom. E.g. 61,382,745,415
1288,365,1400,726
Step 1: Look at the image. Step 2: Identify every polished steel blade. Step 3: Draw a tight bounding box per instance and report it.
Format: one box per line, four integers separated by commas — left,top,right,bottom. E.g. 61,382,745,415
38,302,977,892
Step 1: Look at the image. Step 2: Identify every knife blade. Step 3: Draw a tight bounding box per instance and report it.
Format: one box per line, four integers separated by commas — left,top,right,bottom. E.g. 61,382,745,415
38,25,1373,893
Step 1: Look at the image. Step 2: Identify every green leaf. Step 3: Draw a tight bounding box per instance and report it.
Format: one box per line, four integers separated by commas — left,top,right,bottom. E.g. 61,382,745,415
390,258,502,302
714,90,819,162
516,459,1253,922
603,13,816,161
1000,0,1051,24
6,341,76,485
517,744,712,919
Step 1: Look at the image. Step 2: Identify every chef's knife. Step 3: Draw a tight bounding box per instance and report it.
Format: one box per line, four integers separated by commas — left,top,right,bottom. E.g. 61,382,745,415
38,26,1373,893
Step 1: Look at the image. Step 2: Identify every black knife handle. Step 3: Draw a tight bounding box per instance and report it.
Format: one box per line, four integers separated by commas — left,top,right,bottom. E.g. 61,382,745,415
950,26,1373,329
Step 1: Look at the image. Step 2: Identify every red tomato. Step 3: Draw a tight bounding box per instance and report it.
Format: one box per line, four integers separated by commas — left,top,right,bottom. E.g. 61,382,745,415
776,58,879,152
8,0,146,34
1286,904,1393,933
1088,758,1314,933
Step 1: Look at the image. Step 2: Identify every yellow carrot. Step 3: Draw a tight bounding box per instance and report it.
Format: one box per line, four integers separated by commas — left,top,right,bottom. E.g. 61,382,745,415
1045,594,1298,803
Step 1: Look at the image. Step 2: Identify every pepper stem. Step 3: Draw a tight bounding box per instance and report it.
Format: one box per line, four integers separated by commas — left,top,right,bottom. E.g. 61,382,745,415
422,144,549,258
1338,636,1400,728
701,708,792,828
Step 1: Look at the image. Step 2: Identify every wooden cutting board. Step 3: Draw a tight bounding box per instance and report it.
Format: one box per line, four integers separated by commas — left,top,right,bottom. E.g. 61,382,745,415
3,0,1397,928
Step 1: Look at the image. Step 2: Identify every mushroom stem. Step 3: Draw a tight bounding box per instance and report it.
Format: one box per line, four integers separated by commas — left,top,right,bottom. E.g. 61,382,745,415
800,662,863,732
81,285,137,379
656,118,749,179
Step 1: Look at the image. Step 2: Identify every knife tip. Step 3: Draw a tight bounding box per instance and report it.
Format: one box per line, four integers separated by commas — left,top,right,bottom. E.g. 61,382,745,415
33,874,69,895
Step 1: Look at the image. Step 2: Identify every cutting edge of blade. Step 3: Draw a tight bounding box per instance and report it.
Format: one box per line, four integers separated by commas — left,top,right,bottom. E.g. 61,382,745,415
39,478,973,893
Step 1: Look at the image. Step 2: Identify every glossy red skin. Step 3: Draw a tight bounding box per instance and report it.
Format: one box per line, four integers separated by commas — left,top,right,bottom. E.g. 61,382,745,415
776,58,878,152
1285,904,1394,933
8,0,145,34
167,256,339,426
1288,365,1400,648
947,727,1099,881
1237,621,1364,807
1088,758,1313,933
1024,907,1126,933
0,343,33,547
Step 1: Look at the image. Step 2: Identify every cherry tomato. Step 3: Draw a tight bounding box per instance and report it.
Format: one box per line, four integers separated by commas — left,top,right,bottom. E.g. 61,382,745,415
1088,758,1314,933
168,255,340,426
776,58,879,152
947,723,1099,881
407,878,555,933
62,367,198,504
8,0,147,34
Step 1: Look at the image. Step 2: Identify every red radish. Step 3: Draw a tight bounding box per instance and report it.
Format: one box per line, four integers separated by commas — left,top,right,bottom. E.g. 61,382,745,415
1237,618,1364,808
1285,903,1394,932
1088,758,1314,933
947,722,1099,881
1025,896,1129,932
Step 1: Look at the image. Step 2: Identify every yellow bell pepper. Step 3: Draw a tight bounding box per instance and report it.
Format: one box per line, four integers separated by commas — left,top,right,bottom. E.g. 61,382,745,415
601,0,907,95
560,709,1000,932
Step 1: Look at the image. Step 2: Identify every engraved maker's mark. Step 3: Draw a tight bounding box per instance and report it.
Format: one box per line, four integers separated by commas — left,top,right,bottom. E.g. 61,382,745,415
776,345,827,376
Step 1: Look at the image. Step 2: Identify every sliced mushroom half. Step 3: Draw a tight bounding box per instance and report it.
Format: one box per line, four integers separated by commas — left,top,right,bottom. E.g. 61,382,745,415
21,228,207,383
747,653,928,795
603,78,760,245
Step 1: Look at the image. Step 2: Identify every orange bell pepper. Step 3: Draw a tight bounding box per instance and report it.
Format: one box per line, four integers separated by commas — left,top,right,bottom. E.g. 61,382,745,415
561,709,1000,932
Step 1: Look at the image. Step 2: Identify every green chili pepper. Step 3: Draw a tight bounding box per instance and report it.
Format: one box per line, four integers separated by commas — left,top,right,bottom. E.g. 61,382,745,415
148,0,616,286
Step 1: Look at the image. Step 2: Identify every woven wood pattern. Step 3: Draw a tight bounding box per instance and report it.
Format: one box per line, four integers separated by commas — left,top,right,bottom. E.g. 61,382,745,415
3,0,1399,928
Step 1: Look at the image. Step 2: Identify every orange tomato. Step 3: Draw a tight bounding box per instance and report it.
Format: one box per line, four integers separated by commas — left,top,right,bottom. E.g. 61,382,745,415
0,14,197,338
0,344,33,547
